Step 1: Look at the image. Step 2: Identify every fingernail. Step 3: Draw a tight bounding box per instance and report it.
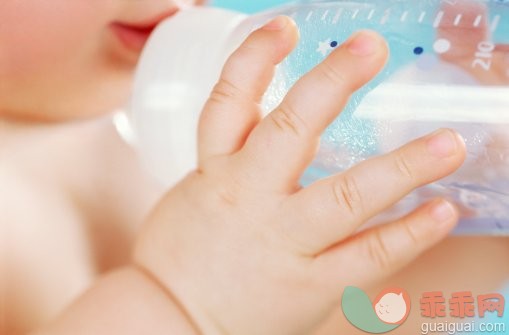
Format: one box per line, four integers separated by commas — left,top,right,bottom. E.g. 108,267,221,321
263,16,288,31
346,31,378,56
426,129,459,158
430,200,455,223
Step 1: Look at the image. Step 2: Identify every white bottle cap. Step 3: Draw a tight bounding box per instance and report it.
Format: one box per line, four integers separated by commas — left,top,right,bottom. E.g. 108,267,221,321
129,7,247,186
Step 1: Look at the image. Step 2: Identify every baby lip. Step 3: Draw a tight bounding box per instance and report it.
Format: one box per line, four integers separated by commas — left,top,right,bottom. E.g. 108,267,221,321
110,23,156,52
117,7,179,30
111,8,179,52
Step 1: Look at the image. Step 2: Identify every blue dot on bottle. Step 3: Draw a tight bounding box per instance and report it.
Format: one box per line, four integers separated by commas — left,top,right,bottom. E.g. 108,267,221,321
413,46,424,55
330,41,338,48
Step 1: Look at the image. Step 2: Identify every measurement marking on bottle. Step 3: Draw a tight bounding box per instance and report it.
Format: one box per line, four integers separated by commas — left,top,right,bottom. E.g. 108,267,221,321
418,11,426,23
491,14,501,32
472,41,495,71
332,8,343,24
454,14,462,26
401,11,409,22
306,11,313,22
474,14,482,27
352,8,360,19
380,9,390,25
367,9,375,20
321,9,329,21
433,11,444,27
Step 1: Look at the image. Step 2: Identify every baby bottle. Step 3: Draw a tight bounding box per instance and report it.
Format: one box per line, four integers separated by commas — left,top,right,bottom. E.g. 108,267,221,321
126,0,509,235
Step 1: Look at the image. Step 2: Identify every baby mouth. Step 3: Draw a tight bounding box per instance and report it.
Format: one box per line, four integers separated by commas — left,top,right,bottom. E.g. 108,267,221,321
111,9,179,53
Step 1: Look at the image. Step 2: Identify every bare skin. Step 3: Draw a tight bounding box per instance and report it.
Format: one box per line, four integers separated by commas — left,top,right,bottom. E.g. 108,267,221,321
1,118,164,334
1,2,507,335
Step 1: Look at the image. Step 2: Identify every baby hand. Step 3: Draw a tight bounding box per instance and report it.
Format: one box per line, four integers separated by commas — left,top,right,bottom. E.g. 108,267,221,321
134,16,466,335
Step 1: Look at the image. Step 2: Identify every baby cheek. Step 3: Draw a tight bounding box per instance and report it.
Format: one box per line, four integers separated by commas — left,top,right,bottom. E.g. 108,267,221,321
0,2,113,76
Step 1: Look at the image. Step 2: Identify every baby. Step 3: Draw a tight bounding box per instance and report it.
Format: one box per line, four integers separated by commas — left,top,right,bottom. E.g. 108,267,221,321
1,1,507,334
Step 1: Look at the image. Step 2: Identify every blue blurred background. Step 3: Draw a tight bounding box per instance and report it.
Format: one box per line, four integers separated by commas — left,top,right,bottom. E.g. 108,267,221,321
211,0,292,13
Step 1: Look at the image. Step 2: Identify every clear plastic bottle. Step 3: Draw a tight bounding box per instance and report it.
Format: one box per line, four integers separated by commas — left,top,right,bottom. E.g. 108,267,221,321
126,0,509,235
